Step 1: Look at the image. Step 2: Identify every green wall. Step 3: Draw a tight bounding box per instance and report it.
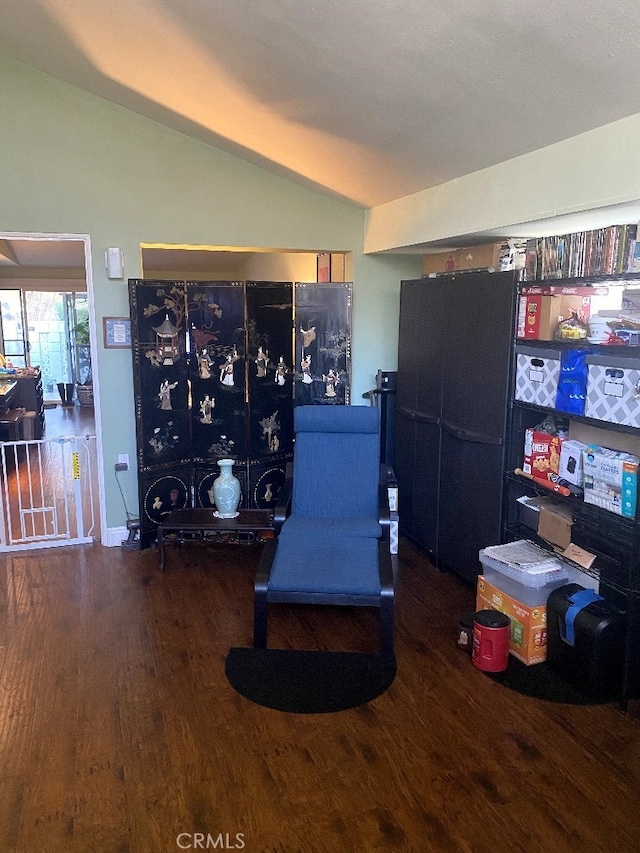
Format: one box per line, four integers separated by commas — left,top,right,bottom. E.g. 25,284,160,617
0,55,421,535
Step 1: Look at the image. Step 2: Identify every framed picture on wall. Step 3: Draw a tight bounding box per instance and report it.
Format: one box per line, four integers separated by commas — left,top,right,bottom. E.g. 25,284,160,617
103,316,132,348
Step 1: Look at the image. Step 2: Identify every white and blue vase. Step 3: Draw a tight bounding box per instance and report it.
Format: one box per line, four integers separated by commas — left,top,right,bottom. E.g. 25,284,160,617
212,458,241,518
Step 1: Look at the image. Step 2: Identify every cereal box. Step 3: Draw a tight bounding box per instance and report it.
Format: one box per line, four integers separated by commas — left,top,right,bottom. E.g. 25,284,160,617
523,429,562,478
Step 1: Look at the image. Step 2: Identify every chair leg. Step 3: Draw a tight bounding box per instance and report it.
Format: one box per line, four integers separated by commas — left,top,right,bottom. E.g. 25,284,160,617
254,591,268,649
254,539,276,648
379,587,395,655
378,544,395,655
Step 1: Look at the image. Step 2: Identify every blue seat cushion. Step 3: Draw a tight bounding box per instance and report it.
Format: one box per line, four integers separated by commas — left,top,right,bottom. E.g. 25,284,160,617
279,515,382,539
268,536,381,596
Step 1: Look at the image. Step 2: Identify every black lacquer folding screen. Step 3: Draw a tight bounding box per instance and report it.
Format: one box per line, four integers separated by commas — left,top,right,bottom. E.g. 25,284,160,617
129,279,351,548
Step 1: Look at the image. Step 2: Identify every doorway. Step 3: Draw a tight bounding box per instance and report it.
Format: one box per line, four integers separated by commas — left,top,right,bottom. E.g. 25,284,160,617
0,232,105,546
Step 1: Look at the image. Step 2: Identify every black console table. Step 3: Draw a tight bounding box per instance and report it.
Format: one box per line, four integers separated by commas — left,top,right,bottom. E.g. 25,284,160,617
156,507,274,570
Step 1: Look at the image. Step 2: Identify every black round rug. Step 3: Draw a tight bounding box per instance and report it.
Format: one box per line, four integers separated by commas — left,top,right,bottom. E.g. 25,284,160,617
486,657,614,705
225,647,397,713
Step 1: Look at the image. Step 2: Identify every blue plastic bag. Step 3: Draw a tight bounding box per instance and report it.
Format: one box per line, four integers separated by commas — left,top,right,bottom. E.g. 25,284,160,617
555,348,589,415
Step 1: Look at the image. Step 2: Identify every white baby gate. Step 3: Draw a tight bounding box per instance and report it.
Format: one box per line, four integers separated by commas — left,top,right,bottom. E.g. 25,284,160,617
0,435,97,551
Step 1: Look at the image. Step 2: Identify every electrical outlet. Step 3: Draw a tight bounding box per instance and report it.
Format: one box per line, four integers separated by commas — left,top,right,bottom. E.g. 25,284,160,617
118,453,129,469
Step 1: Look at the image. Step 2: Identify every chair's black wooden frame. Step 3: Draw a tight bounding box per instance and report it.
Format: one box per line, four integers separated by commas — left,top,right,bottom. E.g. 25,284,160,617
254,463,397,654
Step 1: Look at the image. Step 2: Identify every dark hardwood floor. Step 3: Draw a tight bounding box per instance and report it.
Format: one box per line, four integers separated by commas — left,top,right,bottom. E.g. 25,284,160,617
0,534,638,852
42,402,95,439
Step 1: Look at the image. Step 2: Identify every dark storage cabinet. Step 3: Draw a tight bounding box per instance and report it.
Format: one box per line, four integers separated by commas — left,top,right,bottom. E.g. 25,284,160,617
395,271,518,584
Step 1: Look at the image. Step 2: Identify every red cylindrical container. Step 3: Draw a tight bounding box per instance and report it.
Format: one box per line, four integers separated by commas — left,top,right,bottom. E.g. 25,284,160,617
472,609,511,672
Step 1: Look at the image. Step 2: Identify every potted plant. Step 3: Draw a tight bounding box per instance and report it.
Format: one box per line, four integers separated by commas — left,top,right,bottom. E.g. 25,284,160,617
73,316,93,407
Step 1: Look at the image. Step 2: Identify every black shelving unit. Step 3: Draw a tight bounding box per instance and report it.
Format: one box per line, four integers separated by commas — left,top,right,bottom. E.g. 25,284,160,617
503,275,640,711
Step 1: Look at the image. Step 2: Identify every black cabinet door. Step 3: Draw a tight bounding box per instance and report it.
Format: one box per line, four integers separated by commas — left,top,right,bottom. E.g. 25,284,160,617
396,279,447,552
411,418,441,558
437,428,505,584
439,272,516,440
435,271,516,580
397,279,446,420
395,414,439,556
397,282,420,415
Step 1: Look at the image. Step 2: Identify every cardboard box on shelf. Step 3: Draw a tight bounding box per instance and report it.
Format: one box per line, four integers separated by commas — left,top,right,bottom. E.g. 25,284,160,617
538,503,574,549
476,573,551,665
422,243,501,275
569,421,640,458
515,496,574,549
523,429,563,478
583,444,639,518
517,289,593,340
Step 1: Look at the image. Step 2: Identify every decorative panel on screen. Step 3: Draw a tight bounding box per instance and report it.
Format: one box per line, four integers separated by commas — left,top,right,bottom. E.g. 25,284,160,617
188,282,247,465
129,280,190,547
249,460,289,511
294,282,352,405
138,466,192,548
246,281,294,461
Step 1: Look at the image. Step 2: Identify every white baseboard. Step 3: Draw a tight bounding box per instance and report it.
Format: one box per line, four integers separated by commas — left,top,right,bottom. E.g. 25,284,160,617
103,526,128,547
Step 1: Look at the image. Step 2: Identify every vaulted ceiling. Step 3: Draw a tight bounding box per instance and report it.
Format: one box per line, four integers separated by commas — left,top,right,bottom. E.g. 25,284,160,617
3,0,640,210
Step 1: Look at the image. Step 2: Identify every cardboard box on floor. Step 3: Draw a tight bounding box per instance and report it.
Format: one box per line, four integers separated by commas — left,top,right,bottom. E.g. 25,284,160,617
476,574,550,665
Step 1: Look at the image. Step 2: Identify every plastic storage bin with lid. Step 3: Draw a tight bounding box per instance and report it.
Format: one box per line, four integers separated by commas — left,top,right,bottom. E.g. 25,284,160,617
479,540,570,588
